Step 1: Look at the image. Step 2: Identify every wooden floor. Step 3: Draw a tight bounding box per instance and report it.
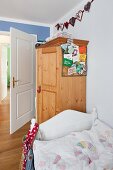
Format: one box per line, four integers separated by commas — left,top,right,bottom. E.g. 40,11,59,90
0,91,30,170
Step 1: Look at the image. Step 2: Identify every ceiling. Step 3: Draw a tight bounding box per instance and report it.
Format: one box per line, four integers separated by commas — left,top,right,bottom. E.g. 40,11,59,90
0,0,83,24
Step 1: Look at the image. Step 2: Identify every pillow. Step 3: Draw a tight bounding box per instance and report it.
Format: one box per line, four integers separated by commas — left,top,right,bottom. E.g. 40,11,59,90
38,109,97,140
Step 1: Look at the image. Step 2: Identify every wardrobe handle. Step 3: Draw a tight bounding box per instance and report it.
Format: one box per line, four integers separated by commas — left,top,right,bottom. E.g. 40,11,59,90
37,86,41,93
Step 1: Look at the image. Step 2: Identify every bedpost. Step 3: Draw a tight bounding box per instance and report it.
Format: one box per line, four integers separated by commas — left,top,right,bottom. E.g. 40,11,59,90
30,118,36,131
92,107,97,114
92,107,98,123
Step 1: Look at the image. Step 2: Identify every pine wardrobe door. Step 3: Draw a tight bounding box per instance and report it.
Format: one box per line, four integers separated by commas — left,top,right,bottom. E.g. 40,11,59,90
36,47,58,124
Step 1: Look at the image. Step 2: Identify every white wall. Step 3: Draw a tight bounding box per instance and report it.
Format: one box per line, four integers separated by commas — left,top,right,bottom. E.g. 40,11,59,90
53,0,113,127
0,35,10,44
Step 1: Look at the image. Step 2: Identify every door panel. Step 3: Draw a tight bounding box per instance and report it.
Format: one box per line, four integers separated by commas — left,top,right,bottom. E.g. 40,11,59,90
42,53,57,86
10,28,36,134
17,89,33,118
17,39,33,86
42,91,56,122
37,47,58,124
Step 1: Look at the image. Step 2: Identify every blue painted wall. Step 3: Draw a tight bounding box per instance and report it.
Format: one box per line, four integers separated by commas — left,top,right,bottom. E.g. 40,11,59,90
0,20,50,41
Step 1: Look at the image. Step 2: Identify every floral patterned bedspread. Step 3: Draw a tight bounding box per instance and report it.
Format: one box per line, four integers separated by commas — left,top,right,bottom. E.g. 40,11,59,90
33,120,113,170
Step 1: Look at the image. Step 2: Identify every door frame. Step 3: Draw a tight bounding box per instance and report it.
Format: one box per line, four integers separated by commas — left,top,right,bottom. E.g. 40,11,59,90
0,31,10,36
0,32,10,103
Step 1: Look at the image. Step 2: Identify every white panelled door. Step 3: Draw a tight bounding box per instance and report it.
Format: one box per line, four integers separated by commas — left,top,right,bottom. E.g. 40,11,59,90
10,28,36,134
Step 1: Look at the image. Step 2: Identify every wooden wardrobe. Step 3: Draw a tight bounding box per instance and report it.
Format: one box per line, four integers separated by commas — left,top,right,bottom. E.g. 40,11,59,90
36,37,89,124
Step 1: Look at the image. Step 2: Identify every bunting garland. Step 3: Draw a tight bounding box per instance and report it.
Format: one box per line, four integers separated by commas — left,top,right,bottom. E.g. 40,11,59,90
55,0,95,31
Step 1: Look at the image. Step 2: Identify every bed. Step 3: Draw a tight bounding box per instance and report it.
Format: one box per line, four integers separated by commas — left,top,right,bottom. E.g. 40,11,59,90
21,109,113,170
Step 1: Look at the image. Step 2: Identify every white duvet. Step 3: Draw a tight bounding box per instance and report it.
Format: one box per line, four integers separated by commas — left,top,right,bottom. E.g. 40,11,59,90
33,120,113,170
